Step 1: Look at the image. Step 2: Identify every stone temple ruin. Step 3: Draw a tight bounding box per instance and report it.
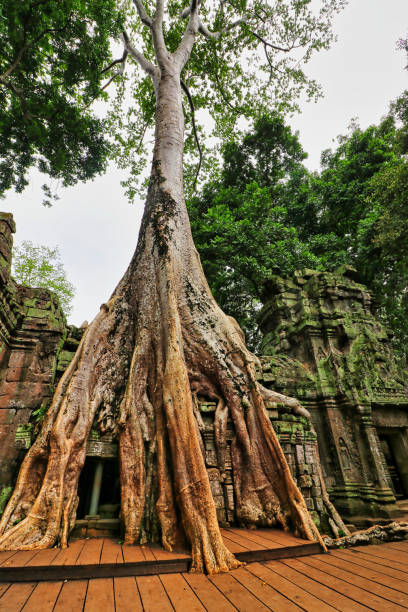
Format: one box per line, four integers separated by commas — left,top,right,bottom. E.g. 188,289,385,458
259,268,408,525
0,212,407,539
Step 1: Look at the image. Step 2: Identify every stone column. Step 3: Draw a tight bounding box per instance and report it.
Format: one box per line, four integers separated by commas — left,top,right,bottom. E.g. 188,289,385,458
89,461,104,516
358,406,397,511
0,213,15,285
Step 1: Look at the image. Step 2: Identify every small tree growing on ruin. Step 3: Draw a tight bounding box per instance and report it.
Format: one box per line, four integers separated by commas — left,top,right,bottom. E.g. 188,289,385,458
13,241,75,316
0,0,346,572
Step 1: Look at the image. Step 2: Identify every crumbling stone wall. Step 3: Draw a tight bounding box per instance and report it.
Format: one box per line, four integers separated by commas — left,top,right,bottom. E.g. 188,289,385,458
0,213,81,514
258,266,408,525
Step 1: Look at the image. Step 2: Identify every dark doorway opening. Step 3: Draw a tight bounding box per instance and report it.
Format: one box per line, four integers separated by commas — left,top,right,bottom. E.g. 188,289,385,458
77,458,121,519
379,435,404,498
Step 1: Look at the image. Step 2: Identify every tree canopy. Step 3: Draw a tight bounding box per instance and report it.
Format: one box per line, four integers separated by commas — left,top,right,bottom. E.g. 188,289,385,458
0,0,123,202
187,114,321,348
190,92,408,359
12,241,75,315
107,0,346,200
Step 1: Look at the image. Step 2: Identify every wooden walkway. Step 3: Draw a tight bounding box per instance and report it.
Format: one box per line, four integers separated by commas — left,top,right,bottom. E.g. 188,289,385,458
0,528,320,583
1,540,408,610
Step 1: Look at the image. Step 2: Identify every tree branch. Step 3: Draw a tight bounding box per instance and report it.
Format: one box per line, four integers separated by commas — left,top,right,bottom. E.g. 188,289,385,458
101,50,128,91
122,31,156,78
197,18,242,40
181,79,202,190
151,0,170,69
132,0,153,29
174,0,200,71
102,50,128,75
248,28,293,53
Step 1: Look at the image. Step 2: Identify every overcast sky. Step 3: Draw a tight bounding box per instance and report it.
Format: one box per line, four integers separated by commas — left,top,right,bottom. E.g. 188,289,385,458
3,0,408,326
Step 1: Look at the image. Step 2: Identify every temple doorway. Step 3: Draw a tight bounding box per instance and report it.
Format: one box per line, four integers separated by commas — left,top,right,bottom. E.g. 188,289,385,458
77,458,121,519
378,433,407,498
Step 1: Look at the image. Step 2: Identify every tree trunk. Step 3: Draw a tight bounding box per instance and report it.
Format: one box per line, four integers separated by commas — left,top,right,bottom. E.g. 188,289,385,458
0,68,325,573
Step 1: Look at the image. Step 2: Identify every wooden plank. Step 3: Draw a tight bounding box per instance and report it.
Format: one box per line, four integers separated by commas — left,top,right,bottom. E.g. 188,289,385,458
288,557,387,609
0,584,10,598
355,545,408,565
219,529,264,550
324,552,408,598
0,551,17,566
248,561,336,611
51,540,86,566
54,580,88,612
148,545,190,561
384,542,408,553
183,572,236,612
220,534,247,554
351,548,408,573
282,557,370,612
122,544,145,564
22,581,63,612
0,583,36,611
332,549,408,582
76,539,104,566
231,565,303,611
84,578,115,612
141,546,156,562
209,572,270,611
160,573,205,611
235,541,321,563
1,550,38,567
300,556,407,611
100,539,123,564
136,575,173,612
225,528,281,549
254,528,308,546
114,577,143,612
25,548,61,566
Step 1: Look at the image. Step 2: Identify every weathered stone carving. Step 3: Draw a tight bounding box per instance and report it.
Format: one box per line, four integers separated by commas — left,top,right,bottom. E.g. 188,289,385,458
258,266,408,525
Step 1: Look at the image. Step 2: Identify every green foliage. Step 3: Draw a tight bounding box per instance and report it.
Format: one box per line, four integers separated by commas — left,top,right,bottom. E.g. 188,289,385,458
12,241,75,315
188,115,321,347
363,161,408,356
108,0,346,200
189,92,408,357
0,0,123,202
301,92,408,358
0,486,12,517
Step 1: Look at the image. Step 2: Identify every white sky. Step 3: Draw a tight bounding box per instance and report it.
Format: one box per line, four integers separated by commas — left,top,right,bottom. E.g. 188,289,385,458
3,0,408,326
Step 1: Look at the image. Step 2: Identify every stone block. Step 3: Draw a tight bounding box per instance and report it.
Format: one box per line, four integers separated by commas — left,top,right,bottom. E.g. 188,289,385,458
299,474,312,488
205,450,217,467
295,444,305,464
306,498,315,510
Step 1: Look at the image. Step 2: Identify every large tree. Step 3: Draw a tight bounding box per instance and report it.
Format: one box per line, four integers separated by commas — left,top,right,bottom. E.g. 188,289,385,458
0,0,345,572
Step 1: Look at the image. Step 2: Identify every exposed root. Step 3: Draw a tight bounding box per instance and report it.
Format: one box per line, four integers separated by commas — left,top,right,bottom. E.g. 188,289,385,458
323,522,408,549
0,174,327,572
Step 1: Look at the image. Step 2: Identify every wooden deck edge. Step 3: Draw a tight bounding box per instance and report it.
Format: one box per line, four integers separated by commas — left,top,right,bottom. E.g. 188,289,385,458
0,541,322,582
235,541,323,563
0,557,191,583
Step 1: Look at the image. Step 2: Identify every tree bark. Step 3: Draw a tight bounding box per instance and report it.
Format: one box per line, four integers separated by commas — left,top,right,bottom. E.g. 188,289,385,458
0,65,325,573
